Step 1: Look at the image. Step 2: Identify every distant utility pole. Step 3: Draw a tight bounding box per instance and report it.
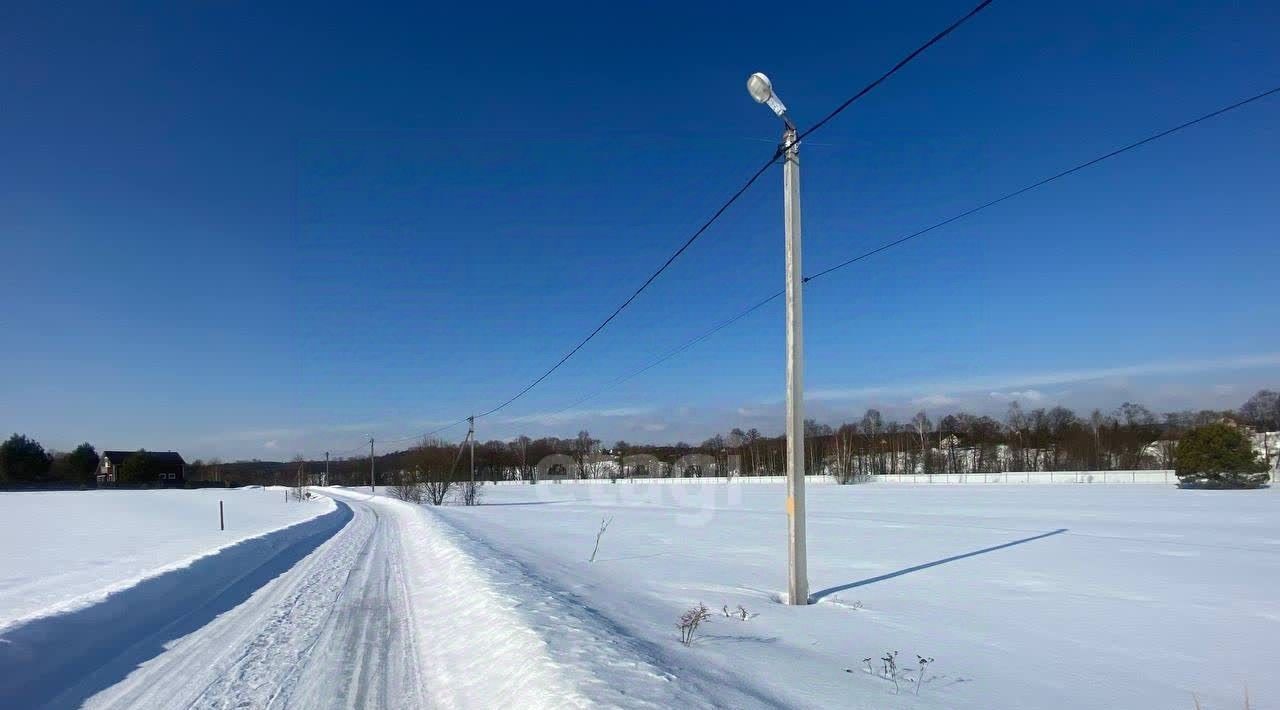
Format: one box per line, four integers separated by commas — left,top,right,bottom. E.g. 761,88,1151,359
324,451,330,487
748,72,808,605
369,437,375,492
467,416,476,484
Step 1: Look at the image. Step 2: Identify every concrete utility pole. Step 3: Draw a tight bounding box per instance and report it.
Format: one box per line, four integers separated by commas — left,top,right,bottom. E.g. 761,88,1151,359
324,451,330,487
781,117,808,606
369,437,375,492
467,416,475,484
748,72,808,605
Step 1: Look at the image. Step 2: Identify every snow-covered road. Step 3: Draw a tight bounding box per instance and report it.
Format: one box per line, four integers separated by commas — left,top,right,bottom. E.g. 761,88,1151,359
78,496,424,709
49,489,734,709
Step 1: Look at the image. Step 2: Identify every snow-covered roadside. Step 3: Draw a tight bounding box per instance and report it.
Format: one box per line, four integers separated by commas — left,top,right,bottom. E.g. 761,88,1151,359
325,487,778,708
429,482,1280,709
0,492,345,707
0,487,333,628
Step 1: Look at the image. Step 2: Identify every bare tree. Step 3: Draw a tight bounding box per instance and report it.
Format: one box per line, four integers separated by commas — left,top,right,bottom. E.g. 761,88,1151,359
745,428,762,474
458,480,481,506
1005,402,1029,471
572,430,598,478
1240,389,1280,464
405,439,453,505
911,411,932,473
515,435,532,480
1044,406,1078,470
391,469,424,503
423,477,452,505
289,455,309,501
860,409,884,474
803,420,831,476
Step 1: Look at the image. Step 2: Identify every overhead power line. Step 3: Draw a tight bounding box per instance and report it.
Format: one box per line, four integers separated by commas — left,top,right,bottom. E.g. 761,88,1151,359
794,0,994,144
527,84,1280,418
470,0,996,421
375,418,470,445
535,291,785,421
334,83,1276,452
328,442,368,458
804,84,1280,283
473,157,779,419
327,418,468,458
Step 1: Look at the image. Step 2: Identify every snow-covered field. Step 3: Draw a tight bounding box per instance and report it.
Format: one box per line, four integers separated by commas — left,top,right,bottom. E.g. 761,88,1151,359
3,483,1276,709
432,482,1280,709
0,487,332,627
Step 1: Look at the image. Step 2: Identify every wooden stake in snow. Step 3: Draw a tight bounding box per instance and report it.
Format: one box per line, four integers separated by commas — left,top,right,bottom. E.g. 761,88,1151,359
589,515,613,562
219,500,224,531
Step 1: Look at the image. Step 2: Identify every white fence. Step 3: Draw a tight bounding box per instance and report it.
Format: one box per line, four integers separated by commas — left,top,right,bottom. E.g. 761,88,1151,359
492,475,838,486
492,470,1175,486
872,470,1175,485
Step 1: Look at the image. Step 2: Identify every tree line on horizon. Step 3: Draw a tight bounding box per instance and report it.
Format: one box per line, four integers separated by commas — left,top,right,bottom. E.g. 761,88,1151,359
247,390,1280,486
3,390,1277,487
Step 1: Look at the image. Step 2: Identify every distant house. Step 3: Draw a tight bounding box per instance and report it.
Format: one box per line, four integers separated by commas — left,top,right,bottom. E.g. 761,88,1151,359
98,451,187,486
1140,439,1179,469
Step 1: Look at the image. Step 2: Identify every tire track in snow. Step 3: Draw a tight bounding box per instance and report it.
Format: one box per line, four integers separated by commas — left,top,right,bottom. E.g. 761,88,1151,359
291,504,422,709
85,498,424,710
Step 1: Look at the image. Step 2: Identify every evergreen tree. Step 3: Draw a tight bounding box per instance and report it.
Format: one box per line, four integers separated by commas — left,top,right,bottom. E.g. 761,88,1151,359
64,443,100,484
0,434,53,483
1175,423,1270,489
119,450,151,484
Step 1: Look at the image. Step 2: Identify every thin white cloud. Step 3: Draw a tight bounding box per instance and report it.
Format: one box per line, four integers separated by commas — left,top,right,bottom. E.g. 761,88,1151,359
197,427,303,444
989,389,1045,402
501,406,652,426
181,353,1279,459
911,393,958,407
809,353,1280,403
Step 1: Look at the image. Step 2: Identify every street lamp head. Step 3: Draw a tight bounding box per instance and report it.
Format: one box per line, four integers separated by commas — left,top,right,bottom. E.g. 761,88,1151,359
747,72,774,104
746,71,792,127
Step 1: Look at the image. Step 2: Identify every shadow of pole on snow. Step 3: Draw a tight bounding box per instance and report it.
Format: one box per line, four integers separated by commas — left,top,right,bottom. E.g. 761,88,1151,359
809,528,1068,602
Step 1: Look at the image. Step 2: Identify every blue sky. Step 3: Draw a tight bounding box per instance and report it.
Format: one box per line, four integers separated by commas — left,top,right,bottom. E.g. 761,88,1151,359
3,1,1278,460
